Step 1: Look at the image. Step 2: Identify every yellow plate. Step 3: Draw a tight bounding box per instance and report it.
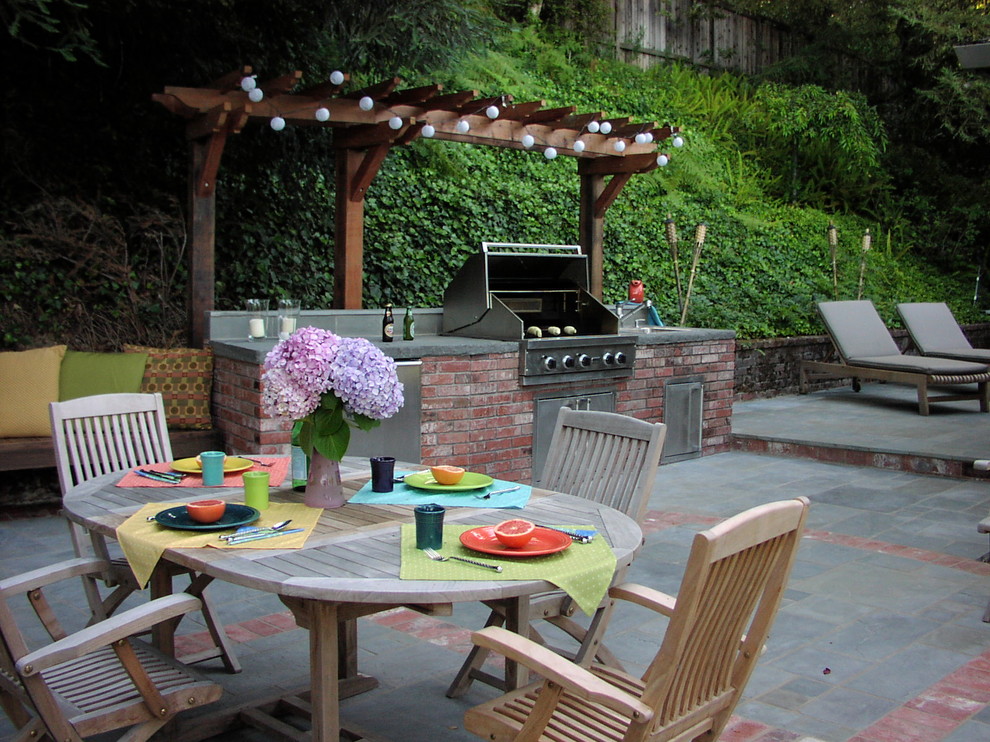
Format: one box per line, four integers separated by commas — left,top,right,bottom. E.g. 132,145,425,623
171,456,254,474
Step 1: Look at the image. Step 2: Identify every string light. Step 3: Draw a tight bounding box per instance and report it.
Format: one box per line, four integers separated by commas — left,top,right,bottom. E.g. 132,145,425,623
599,121,612,134
455,119,470,134
486,105,500,119
329,70,345,86
315,107,330,122
613,140,626,153
270,116,286,131
657,154,669,166
359,96,374,111
573,140,586,153
421,124,435,138
544,147,558,160
672,134,684,148
248,88,264,103
389,116,403,130
521,134,535,148
587,121,600,133
240,76,257,92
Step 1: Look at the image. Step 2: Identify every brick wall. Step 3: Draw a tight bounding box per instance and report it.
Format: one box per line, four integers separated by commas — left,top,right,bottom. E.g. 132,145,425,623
420,337,735,482
213,355,292,455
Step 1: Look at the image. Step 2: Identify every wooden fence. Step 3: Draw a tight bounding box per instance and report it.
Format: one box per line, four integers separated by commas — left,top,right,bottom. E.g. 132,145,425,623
612,0,797,75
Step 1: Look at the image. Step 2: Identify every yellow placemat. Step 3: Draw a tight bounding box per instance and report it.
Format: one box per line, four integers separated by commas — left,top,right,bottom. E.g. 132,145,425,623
116,502,323,587
399,524,616,616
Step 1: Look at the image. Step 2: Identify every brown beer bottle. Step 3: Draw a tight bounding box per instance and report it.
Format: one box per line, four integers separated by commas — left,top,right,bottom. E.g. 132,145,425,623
382,303,394,342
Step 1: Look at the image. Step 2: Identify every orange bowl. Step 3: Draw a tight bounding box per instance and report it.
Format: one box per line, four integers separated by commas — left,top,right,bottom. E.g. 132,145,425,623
430,465,466,485
494,518,536,549
185,499,226,524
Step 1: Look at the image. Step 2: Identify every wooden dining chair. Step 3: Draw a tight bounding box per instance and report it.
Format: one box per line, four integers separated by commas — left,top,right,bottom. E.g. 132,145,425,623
463,496,810,742
0,556,223,741
447,408,666,698
49,392,240,673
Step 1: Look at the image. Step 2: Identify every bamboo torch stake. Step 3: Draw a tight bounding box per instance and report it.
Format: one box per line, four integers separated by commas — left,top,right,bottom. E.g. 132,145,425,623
664,215,683,316
856,228,871,300
679,222,708,326
827,222,838,300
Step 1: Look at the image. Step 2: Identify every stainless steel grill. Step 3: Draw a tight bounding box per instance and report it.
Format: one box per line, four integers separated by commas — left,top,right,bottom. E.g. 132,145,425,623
442,243,636,385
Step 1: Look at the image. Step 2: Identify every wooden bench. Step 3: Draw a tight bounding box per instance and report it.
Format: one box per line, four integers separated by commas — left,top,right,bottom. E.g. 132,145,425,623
0,429,224,472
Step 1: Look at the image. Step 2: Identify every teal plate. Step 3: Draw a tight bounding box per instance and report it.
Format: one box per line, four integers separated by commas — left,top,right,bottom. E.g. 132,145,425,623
403,471,495,492
153,504,260,531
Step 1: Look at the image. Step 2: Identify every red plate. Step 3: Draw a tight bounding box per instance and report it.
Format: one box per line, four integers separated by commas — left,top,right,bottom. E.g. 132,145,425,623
459,526,572,557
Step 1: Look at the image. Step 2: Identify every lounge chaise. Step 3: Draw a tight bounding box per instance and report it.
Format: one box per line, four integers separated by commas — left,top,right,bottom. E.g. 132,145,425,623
800,300,990,415
897,302,990,363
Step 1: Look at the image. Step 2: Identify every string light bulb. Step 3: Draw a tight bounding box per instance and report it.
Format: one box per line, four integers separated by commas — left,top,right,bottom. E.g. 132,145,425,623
248,88,264,103
599,121,612,134
359,96,374,111
315,107,330,122
672,134,684,148
656,153,669,166
573,139,586,153
240,76,257,92
329,70,345,86
486,105,500,119
587,121,600,133
421,124,435,138
613,140,627,153
389,116,403,130
455,119,470,134
521,134,535,148
270,116,286,131
635,133,648,144
544,147,558,160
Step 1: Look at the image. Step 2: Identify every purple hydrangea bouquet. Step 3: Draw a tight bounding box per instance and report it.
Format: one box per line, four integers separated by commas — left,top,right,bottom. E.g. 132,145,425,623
262,327,404,507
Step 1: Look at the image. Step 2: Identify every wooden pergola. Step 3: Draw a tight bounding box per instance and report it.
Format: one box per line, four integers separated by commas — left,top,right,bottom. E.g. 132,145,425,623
154,66,678,346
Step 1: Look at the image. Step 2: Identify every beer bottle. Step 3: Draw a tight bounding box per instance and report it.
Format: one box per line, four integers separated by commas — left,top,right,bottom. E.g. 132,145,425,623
403,306,415,341
382,303,394,342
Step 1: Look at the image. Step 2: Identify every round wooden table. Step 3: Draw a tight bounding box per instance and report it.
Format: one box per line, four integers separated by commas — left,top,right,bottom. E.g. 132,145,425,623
62,458,644,741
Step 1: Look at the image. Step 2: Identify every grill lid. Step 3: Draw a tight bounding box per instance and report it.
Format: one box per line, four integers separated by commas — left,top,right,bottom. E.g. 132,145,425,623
442,243,620,340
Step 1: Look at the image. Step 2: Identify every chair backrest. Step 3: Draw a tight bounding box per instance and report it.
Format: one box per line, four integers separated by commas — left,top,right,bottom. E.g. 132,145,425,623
817,300,901,361
534,408,666,524
50,392,173,494
897,302,974,354
640,497,809,739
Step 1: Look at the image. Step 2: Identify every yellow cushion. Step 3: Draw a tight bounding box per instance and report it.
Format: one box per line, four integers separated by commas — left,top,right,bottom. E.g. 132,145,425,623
0,345,67,437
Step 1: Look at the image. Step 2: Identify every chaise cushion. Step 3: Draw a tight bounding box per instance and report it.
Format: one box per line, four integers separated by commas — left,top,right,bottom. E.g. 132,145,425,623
0,345,66,437
123,345,213,429
817,300,901,360
897,302,990,363
58,350,149,401
847,354,988,376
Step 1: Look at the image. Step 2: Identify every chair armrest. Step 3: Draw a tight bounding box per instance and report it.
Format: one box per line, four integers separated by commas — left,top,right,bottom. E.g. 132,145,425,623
16,593,202,677
472,627,653,722
609,582,677,617
0,557,110,598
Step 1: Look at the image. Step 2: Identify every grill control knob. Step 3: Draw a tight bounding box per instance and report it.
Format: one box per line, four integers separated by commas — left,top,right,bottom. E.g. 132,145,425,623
602,352,615,366
562,355,576,369
614,351,627,365
542,356,557,371
578,354,592,368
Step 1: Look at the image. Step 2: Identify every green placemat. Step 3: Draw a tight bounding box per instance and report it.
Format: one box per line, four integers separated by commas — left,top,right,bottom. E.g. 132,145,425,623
399,524,616,616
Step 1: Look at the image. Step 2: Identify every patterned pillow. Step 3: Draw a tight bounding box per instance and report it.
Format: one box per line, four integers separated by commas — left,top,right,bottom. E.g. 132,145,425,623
123,345,213,429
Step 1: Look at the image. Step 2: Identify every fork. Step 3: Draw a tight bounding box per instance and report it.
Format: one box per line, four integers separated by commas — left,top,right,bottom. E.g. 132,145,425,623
238,456,273,467
423,547,503,573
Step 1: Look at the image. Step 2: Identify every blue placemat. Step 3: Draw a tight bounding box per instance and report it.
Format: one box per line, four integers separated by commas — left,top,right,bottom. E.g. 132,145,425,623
349,472,532,508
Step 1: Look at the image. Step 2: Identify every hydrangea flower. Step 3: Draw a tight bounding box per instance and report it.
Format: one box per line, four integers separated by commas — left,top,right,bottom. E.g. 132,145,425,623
262,327,404,461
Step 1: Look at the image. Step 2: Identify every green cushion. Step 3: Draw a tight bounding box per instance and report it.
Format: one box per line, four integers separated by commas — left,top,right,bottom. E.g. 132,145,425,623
58,350,149,401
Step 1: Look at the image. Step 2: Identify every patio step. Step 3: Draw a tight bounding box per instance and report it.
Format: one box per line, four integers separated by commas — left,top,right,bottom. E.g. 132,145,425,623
731,432,990,479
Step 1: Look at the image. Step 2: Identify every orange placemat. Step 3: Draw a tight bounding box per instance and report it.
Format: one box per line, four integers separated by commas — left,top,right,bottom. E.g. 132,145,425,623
115,457,289,488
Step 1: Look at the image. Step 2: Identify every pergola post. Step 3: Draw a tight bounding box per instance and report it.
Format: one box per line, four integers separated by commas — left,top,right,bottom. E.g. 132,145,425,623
188,138,218,347
579,172,606,299
334,149,366,309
